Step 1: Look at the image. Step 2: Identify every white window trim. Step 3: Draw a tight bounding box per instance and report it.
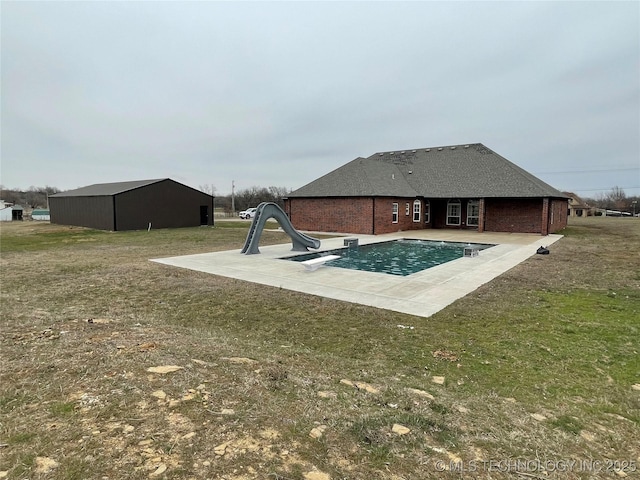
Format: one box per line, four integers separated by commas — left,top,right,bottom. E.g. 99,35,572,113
405,203,410,215
392,203,399,223
413,200,421,222
447,199,461,225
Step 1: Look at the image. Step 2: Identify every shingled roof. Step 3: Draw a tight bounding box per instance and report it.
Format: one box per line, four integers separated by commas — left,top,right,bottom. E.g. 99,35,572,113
288,143,566,199
50,179,168,197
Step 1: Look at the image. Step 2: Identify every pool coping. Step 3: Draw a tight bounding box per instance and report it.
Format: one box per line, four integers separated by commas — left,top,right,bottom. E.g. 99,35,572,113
151,230,563,318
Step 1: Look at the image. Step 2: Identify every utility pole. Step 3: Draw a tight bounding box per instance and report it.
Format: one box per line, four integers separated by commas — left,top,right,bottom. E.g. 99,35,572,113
231,180,235,215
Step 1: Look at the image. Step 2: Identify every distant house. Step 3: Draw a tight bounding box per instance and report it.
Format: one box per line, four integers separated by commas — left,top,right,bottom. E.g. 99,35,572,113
31,209,49,221
49,178,214,231
0,200,12,222
285,143,568,236
563,192,593,217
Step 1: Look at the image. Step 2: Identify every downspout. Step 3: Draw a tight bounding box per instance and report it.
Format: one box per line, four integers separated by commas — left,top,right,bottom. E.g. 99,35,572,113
112,195,117,231
372,197,375,235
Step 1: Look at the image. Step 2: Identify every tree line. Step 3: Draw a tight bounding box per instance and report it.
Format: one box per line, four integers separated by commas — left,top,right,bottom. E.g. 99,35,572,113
2,184,638,216
582,186,639,214
200,185,292,215
0,186,60,209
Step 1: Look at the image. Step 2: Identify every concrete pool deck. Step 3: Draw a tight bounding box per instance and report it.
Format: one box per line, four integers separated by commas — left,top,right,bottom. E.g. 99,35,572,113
151,230,563,318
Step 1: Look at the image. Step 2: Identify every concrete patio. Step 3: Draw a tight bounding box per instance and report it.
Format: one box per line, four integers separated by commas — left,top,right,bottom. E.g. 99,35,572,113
151,230,563,318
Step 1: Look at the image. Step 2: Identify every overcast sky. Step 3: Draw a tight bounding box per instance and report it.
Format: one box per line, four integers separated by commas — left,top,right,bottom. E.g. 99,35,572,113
2,1,639,197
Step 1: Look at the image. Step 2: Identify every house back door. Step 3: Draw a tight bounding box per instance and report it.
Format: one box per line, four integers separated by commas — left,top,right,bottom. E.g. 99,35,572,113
200,206,209,225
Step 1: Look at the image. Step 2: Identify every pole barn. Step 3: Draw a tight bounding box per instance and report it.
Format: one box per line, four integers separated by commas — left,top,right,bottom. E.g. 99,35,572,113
49,179,214,231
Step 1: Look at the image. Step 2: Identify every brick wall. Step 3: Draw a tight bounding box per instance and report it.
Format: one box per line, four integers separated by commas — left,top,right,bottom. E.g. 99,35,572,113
484,198,545,233
373,198,428,234
286,197,375,234
548,198,568,233
286,196,564,235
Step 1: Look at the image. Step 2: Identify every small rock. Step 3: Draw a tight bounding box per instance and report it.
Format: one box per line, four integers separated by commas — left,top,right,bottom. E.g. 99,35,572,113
614,469,628,477
354,381,380,394
182,432,196,440
530,413,546,422
580,431,595,442
87,318,110,324
405,388,435,400
303,470,331,480
149,464,167,477
0,471,8,478
138,440,153,446
214,442,228,456
35,457,59,474
122,425,135,434
456,406,469,414
151,390,167,400
147,365,183,374
632,384,640,391
447,451,463,464
309,425,328,439
340,379,379,394
317,391,337,399
181,394,195,402
392,423,410,435
202,461,211,467
220,408,235,415
431,376,445,385
168,399,181,408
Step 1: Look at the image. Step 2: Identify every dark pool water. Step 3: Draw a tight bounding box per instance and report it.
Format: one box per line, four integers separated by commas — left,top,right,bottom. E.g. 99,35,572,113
284,239,494,276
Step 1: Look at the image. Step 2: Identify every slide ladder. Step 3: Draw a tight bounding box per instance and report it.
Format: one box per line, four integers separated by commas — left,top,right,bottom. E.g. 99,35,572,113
241,202,321,255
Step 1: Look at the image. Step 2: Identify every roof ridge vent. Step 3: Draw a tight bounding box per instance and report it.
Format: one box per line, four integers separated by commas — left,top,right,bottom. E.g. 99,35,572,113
438,147,443,151
426,149,431,152
379,153,384,156
412,150,416,153
401,151,405,154
451,146,456,150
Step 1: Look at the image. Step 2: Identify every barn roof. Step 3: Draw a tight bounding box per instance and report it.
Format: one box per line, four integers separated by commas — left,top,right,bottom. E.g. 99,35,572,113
288,143,567,199
50,179,169,197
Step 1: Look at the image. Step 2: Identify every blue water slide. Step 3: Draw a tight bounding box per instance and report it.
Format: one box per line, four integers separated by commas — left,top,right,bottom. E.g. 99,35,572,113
241,202,321,255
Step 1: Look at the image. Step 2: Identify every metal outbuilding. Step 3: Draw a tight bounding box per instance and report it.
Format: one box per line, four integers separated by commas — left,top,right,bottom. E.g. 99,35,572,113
49,178,214,231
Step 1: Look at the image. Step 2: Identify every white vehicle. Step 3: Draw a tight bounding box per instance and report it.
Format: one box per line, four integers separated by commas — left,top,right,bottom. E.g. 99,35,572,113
239,207,257,219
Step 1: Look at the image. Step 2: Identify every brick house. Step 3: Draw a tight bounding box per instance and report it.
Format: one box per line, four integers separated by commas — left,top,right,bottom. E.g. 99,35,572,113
284,143,568,235
563,192,593,217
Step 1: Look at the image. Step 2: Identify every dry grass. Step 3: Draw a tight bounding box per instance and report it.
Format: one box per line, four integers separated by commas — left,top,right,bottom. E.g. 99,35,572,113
1,218,638,479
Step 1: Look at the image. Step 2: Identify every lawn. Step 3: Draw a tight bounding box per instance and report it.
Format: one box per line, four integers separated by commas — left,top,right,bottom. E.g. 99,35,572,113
0,218,638,479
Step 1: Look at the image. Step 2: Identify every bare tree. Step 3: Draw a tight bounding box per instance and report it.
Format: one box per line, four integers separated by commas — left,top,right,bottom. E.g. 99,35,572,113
199,184,217,196
607,186,627,210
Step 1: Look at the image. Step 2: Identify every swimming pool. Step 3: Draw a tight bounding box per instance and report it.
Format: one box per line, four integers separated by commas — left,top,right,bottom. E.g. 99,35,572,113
284,239,495,276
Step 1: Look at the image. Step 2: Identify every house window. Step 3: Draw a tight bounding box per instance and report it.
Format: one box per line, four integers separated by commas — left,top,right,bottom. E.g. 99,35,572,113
447,199,461,225
392,203,398,223
424,201,430,223
405,203,410,216
467,200,480,226
413,200,421,222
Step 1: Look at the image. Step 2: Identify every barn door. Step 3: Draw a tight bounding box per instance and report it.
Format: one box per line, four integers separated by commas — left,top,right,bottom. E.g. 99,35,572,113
200,206,209,225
